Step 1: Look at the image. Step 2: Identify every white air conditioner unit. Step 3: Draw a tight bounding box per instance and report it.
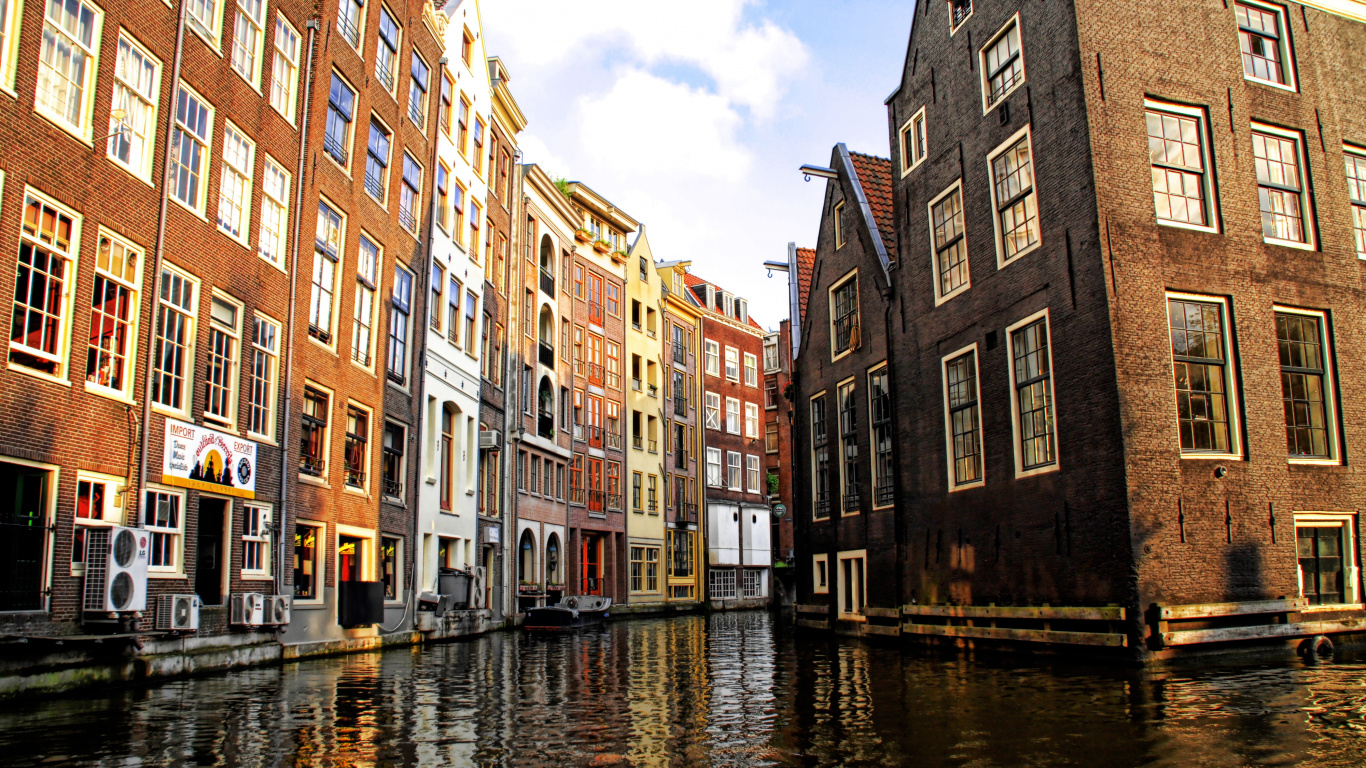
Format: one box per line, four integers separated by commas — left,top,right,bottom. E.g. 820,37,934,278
83,526,149,613
156,593,200,631
263,594,291,626
230,592,266,626
479,429,502,450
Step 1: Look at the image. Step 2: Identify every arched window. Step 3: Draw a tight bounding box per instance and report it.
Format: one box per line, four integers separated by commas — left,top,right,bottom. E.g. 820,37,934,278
537,376,555,438
546,533,561,587
518,529,536,584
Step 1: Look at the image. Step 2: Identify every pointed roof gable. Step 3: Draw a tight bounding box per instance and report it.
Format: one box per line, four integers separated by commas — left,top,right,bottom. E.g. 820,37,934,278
795,247,815,325
848,152,897,261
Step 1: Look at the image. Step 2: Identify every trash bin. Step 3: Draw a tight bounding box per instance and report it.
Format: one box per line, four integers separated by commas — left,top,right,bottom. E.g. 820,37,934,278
439,568,471,610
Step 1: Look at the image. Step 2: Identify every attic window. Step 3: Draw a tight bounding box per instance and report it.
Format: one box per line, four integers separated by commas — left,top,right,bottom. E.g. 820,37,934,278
834,201,846,248
950,0,972,31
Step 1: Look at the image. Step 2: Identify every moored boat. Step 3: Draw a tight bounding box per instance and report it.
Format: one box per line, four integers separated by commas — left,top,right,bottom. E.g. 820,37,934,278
524,595,612,631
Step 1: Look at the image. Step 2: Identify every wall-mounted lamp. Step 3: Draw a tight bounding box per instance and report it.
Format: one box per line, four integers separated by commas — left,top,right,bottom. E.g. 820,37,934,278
798,164,838,182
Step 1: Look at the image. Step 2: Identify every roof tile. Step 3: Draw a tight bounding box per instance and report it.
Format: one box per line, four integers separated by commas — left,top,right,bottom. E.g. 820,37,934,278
848,152,897,260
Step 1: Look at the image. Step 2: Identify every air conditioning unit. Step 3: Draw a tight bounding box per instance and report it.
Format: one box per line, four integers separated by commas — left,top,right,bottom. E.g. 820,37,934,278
83,526,149,613
470,566,487,609
479,429,502,450
156,594,200,631
263,594,291,626
230,592,266,626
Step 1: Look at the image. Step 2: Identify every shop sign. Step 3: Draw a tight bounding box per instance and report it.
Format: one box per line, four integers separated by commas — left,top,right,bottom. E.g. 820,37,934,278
162,418,257,499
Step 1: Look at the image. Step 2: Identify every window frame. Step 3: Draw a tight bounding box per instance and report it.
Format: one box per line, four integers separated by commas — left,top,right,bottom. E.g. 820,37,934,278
726,450,742,491
247,311,280,441
828,268,860,360
811,553,829,594
344,401,372,492
107,31,162,183
941,344,984,491
1251,122,1316,250
10,189,81,383
927,180,970,305
70,471,125,576
867,362,894,509
1275,305,1340,465
836,549,867,620
299,381,332,481
1294,511,1360,607
833,200,845,249
743,352,758,387
216,121,255,243
979,13,1025,113
142,485,185,577
293,519,326,603
269,16,301,123
899,105,927,176
84,227,142,400
169,82,214,216
387,263,413,384
33,0,105,140
1235,1,1298,93
150,263,199,416
323,71,356,170
949,0,973,33
744,401,759,439
230,0,266,89
203,291,243,429
1145,99,1221,234
986,124,1041,268
704,339,719,376
1166,292,1244,460
1343,144,1366,260
241,502,272,579
725,396,741,435
705,446,722,488
374,4,401,96
259,155,291,268
310,198,345,347
745,454,761,493
1005,309,1059,478
335,0,365,53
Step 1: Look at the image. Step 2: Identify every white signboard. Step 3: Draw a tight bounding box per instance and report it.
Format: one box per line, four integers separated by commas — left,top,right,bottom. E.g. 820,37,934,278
162,419,258,499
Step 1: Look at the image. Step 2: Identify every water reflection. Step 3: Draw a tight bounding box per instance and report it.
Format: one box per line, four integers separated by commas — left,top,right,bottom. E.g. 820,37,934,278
2,614,1366,767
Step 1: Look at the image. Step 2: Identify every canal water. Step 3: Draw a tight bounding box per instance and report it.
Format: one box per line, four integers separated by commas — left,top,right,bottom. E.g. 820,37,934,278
2,611,1366,767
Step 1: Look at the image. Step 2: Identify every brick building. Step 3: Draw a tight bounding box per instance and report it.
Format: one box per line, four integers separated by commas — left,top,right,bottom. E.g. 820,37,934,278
763,318,795,567
657,259,704,605
793,0,1366,656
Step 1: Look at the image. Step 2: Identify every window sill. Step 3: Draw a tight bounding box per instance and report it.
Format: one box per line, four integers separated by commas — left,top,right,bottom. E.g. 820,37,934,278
84,382,135,404
307,335,338,356
948,479,985,493
33,104,94,148
1263,236,1316,252
147,570,187,579
240,574,274,582
1015,462,1059,480
998,240,1041,270
1242,75,1298,94
298,474,330,489
259,252,289,276
8,362,72,388
343,485,369,499
982,82,1025,116
108,157,158,189
292,600,325,608
1288,459,1345,470
151,403,191,421
170,194,211,225
1156,218,1220,235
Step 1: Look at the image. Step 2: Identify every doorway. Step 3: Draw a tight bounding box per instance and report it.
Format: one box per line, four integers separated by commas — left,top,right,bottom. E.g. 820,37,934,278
582,534,602,595
196,498,227,605
339,535,363,582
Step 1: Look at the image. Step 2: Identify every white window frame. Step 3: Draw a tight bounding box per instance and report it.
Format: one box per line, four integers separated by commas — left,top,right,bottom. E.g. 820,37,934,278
108,31,161,183
745,454,761,493
230,0,265,89
246,311,279,441
941,343,985,491
269,15,300,123
1235,1,1298,93
744,402,759,438
85,228,143,400
70,470,125,576
743,352,758,387
336,0,365,54
705,391,721,430
217,121,254,242
836,549,867,620
1275,305,1341,466
343,400,373,494
151,264,199,416
300,380,333,484
724,346,739,381
311,198,345,348
142,485,185,577
1344,144,1366,260
0,0,23,93
1251,122,1316,251
726,396,741,435
979,13,1025,114
704,339,719,375
241,502,272,579
833,200,845,248
1165,291,1244,461
867,362,893,510
381,534,404,602
1294,511,1360,607
1006,309,1060,478
170,82,213,216
828,268,860,361
1145,99,1220,234
186,0,223,50
11,188,81,384
986,124,1041,268
726,450,742,491
811,553,829,594
762,334,780,373
899,105,927,176
351,232,380,371
259,155,290,268
203,291,243,428
928,180,970,305
33,0,104,140
293,518,326,604
706,446,723,487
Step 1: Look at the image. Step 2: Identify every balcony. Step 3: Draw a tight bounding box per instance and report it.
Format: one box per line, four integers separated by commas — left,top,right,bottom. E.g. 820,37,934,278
408,97,424,127
323,133,348,166
345,466,365,489
585,425,603,449
382,476,403,498
587,489,605,514
398,204,417,233
363,169,384,200
587,363,604,387
538,411,554,439
606,430,623,451
815,491,832,518
672,340,686,365
647,439,658,454
647,383,658,398
376,62,396,94
538,341,555,369
540,269,555,296
673,395,687,418
632,434,643,451
352,346,371,368
606,493,623,512
336,13,361,48
300,456,325,477
588,301,605,326
843,488,861,512
673,502,698,526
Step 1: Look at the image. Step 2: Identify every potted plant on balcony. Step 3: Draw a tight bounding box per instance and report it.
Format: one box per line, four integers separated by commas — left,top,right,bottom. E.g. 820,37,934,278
575,227,593,244
593,238,611,254
610,248,629,262
519,581,540,594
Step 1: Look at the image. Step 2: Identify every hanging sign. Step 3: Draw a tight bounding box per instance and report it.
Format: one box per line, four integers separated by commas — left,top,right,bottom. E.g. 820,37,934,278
162,418,258,499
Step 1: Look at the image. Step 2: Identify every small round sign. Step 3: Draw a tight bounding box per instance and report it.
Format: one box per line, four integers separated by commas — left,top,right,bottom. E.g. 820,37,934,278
771,503,787,519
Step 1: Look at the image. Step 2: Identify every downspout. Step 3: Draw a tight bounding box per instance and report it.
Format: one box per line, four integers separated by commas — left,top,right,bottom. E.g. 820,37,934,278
503,153,524,616
136,0,187,527
276,19,320,597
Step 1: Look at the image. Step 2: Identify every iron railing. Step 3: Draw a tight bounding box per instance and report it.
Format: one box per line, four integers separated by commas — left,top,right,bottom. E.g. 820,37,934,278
673,340,686,365
588,301,604,326
540,269,555,296
538,341,555,368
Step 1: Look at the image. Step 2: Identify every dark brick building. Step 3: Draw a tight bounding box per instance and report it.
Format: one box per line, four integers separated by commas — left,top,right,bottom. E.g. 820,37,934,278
793,0,1366,656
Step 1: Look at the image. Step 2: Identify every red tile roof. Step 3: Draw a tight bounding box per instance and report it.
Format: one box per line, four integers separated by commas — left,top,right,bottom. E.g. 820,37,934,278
848,152,897,260
795,247,815,325
682,272,764,329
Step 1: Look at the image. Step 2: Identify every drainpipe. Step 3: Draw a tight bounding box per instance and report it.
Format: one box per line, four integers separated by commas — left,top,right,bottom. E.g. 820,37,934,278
135,1,188,528
276,19,320,598
503,152,524,617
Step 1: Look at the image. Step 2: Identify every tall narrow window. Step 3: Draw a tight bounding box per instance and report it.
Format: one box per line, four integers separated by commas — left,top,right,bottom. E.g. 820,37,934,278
457,96,470,155
944,349,982,487
811,394,830,519
1168,297,1233,455
365,121,391,203
35,0,102,133
1236,2,1294,89
704,340,719,375
217,124,254,240
446,276,460,346
838,381,859,512
990,130,1039,262
311,202,343,343
930,183,968,301
439,73,452,135
171,85,212,211
981,18,1024,108
375,6,399,93
269,18,300,121
345,405,368,488
465,291,477,356
382,422,405,497
204,296,241,426
900,107,927,175
387,265,412,383
727,451,742,490
744,353,758,387
337,0,363,49
435,163,449,230
1252,127,1310,245
324,74,355,166
830,274,860,357
86,234,140,394
1147,104,1213,228
706,447,722,487
473,117,485,175
259,157,290,266
746,455,761,494
868,367,893,506
1010,315,1056,472
725,347,739,381
399,154,421,233
248,314,279,438
1277,310,1334,461
430,263,444,332
1344,148,1366,259
300,386,329,476
0,0,20,90
231,0,265,86
745,402,760,438
408,51,429,129
1297,518,1355,605
242,505,271,576
109,35,160,181
951,0,972,29
186,0,221,45
833,201,845,248
705,392,721,429
726,397,741,434
152,267,197,410
352,235,378,366
143,489,181,572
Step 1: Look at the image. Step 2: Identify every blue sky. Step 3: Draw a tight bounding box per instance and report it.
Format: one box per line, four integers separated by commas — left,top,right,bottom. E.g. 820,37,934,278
479,0,918,328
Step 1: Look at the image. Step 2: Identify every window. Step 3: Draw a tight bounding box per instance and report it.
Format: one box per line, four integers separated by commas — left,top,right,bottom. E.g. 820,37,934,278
108,34,160,181
352,235,379,367
981,16,1024,109
259,157,291,266
950,0,972,30
388,265,412,383
1008,313,1057,474
439,72,452,134
727,451,742,490
375,5,400,93
469,200,482,257
382,421,405,497
324,73,355,166
866,367,894,507
337,0,363,49
725,347,739,381
310,202,343,343
899,106,927,175
706,447,722,487
1252,125,1312,247
248,314,279,438
83,232,139,395
294,522,323,600
743,353,758,387
71,475,121,567
457,96,470,155
629,547,660,593
1344,147,1366,259
606,283,620,317
838,380,859,512
929,182,969,302
186,0,221,45
943,348,982,489
812,393,831,519
465,291,478,357
364,120,391,202
445,276,459,345
989,128,1039,264
837,551,867,619
830,272,860,356
1276,308,1337,462
1236,2,1295,90
435,163,449,230
217,124,254,240
762,335,779,373
709,568,737,600
746,455,761,493
631,471,642,510
726,397,741,434
1296,514,1359,606
242,505,271,576
473,117,485,175
231,0,265,87
704,392,721,430
380,536,401,600
765,421,778,453
1146,102,1216,230
461,27,473,66
704,340,719,375
151,266,197,410
345,405,369,488
1167,295,1238,456
833,200,845,248
399,154,421,233
408,51,429,129
745,402,759,438
812,553,829,594
269,17,300,121
204,295,241,426
453,182,466,243
300,386,329,476
0,0,20,90
35,0,102,134
143,489,183,572
171,85,212,211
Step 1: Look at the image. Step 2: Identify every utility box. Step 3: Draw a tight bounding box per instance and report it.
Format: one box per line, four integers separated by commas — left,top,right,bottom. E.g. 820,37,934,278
439,568,471,611
337,581,385,627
